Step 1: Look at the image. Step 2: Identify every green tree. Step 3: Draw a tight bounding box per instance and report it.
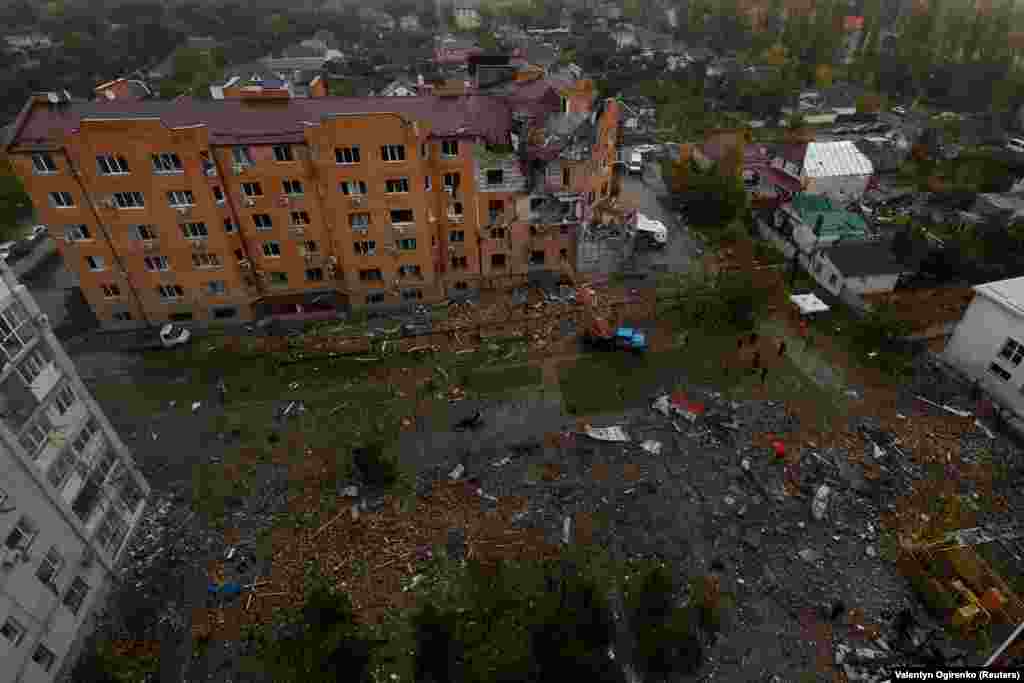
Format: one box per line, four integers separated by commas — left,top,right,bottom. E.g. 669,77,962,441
682,159,749,229
0,171,31,240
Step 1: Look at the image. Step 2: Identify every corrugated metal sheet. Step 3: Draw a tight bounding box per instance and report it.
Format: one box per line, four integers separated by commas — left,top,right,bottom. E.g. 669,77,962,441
804,141,873,178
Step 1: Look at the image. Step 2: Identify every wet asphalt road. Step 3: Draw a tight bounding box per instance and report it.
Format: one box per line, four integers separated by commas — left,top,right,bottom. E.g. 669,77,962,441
619,165,703,276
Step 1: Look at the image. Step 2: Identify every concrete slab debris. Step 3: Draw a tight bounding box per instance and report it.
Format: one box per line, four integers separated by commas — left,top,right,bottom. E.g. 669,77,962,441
640,440,663,455
584,426,631,442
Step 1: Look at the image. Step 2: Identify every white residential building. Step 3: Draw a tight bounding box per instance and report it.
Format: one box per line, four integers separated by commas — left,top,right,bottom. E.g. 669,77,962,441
945,277,1024,418
0,262,149,683
801,141,874,202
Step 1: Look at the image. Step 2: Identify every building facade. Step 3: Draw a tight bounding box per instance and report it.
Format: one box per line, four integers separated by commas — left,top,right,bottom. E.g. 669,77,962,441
5,83,618,328
0,262,150,682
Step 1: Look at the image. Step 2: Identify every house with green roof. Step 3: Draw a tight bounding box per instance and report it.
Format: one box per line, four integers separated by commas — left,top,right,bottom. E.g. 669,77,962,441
782,192,869,253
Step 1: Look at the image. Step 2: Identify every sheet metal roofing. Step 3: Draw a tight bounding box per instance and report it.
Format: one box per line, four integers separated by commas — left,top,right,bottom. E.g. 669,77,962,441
9,95,516,147
975,276,1024,318
803,140,874,178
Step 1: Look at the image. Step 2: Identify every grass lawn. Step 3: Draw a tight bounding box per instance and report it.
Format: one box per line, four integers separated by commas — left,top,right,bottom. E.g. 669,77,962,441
558,332,845,420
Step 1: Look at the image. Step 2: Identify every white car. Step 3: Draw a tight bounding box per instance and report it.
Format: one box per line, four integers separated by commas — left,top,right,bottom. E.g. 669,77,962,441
1006,138,1024,154
159,323,191,348
0,242,16,262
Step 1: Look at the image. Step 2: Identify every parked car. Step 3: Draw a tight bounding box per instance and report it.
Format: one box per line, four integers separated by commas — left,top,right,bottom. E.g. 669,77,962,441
1006,138,1024,154
159,323,191,348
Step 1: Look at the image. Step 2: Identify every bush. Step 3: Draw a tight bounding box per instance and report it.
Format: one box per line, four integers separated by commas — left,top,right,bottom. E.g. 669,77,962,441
625,561,704,679
352,443,399,487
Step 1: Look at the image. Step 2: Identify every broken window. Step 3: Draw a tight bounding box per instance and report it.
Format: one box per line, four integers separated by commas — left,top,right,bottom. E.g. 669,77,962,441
530,250,545,265
491,253,507,268
998,338,1024,366
486,169,504,186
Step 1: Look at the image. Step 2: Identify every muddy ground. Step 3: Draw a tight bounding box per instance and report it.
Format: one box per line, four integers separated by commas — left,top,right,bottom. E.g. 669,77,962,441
67,316,1024,683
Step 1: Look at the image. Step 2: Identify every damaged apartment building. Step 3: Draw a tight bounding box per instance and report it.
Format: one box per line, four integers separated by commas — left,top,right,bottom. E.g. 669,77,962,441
3,58,618,328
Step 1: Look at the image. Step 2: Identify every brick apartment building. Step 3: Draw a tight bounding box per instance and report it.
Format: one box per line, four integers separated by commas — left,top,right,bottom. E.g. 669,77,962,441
3,74,619,328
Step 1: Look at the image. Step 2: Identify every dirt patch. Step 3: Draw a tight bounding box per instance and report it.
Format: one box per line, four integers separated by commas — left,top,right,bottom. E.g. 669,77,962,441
623,463,642,481
591,463,610,482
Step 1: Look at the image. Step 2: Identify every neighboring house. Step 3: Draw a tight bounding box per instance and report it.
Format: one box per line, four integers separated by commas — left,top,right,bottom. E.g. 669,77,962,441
210,64,327,99
611,27,637,49
945,276,1024,419
93,78,153,102
618,97,656,132
357,7,396,30
378,79,419,97
4,33,54,50
971,193,1024,226
148,36,219,81
0,261,150,683
842,16,864,64
799,141,874,202
771,193,870,253
808,240,918,297
400,14,422,31
454,0,482,29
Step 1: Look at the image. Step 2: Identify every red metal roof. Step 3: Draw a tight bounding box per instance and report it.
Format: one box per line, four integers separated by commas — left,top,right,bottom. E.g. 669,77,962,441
9,95,516,147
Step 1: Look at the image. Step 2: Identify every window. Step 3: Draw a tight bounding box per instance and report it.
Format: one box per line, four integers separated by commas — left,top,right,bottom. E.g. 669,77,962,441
390,209,414,224
449,230,465,242
151,153,182,174
563,167,571,186
86,255,105,271
143,255,170,272
303,240,318,253
97,154,130,175
424,175,432,191
223,218,237,234
530,250,545,265
16,349,48,385
488,200,504,223
490,227,506,239
200,151,215,175
206,280,226,295
441,140,459,157
340,180,367,195
443,173,460,190
181,222,208,239
354,240,376,256
113,191,144,208
167,190,194,207
95,508,127,553
999,338,1024,366
990,362,1012,382
560,248,568,262
71,417,98,454
129,224,157,241
0,618,25,646
156,284,185,301
359,268,383,281
450,256,468,270
350,213,370,230
54,384,74,413
454,281,469,291
232,146,253,166
282,179,303,195
273,144,294,162
381,144,406,162
401,288,422,300
253,214,273,230
530,197,546,212
36,546,64,586
0,302,34,361
367,292,385,304
491,253,507,268
486,169,504,186
63,576,89,615
305,267,324,281
262,241,281,257
398,264,421,278
19,414,51,457
50,191,74,208
213,307,237,319
32,644,55,672
421,143,429,160
385,178,410,193
241,182,263,197
192,253,221,269
212,186,225,203
5,516,37,550
290,211,310,226
269,272,288,285
396,238,417,251
32,153,57,173
448,202,464,218
101,284,120,299
560,96,568,113
335,146,361,164
64,224,90,242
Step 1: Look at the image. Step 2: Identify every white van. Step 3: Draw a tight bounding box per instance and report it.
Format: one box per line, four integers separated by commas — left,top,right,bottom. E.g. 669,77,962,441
634,213,668,248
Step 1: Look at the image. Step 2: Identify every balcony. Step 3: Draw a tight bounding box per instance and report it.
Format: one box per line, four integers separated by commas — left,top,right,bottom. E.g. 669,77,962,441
447,213,464,224
349,195,368,209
